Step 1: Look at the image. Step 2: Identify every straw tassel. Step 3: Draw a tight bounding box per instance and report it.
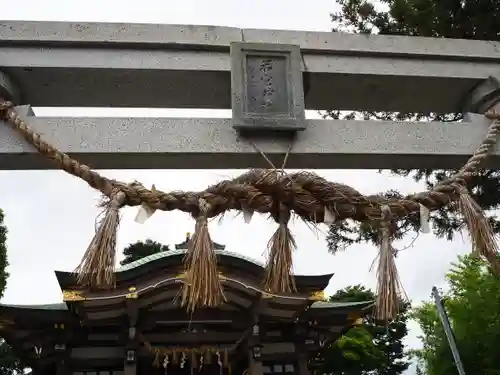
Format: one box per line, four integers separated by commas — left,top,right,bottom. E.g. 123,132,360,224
457,184,500,272
75,189,126,289
181,198,225,312
180,352,187,369
263,205,297,294
375,205,405,322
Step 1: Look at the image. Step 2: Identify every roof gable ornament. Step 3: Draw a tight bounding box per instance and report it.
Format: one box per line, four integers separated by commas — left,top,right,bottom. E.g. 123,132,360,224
175,232,226,251
62,290,85,302
310,290,325,301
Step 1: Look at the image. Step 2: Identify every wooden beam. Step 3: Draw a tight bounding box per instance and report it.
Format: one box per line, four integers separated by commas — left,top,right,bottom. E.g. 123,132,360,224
70,357,123,369
138,309,240,329
81,282,259,314
124,287,139,375
143,331,242,345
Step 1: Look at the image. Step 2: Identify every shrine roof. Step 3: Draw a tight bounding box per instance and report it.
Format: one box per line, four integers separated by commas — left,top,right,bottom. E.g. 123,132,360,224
118,249,264,271
55,249,334,290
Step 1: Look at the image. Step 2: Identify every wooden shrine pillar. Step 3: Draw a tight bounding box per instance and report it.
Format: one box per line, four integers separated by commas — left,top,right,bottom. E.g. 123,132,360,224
297,352,309,375
124,287,139,375
294,325,310,375
248,323,263,375
54,323,71,375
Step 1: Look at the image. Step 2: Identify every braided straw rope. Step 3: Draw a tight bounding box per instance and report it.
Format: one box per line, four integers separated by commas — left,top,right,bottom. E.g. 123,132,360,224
1,100,499,223
2,99,500,321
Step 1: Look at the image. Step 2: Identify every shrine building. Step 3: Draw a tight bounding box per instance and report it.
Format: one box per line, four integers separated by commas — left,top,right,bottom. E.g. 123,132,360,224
0,236,372,375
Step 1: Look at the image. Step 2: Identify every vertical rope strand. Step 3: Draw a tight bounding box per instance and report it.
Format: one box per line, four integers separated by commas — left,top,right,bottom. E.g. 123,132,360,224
74,190,126,289
456,184,500,272
375,205,405,322
181,198,225,312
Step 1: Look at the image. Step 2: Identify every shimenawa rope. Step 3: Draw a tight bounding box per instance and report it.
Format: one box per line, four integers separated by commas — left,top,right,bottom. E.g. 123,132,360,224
2,98,500,321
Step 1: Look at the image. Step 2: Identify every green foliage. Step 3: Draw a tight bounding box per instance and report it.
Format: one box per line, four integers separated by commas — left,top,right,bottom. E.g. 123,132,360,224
0,340,24,375
412,255,500,375
331,0,500,39
0,209,25,374
313,285,409,375
120,239,171,266
326,0,500,252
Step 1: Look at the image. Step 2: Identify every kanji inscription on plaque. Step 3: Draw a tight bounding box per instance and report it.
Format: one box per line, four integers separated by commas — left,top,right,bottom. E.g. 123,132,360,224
231,43,305,132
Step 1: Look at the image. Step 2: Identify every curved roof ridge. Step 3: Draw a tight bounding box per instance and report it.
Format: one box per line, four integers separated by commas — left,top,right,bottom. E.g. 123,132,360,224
310,300,373,308
117,248,265,272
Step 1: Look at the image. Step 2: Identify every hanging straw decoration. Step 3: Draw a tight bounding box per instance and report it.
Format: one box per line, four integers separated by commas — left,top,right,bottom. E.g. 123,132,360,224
181,198,225,312
263,203,297,293
180,352,187,369
74,189,126,289
456,183,500,272
216,350,222,367
216,351,223,375
163,354,170,371
375,205,405,322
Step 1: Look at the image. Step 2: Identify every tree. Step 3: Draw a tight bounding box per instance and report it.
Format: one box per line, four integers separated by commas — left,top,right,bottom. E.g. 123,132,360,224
313,285,409,375
326,0,500,252
120,239,171,266
412,255,500,375
0,209,25,374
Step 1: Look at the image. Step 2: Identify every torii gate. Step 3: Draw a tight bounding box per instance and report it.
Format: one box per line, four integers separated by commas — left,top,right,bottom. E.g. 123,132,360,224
1,21,500,325
0,21,499,170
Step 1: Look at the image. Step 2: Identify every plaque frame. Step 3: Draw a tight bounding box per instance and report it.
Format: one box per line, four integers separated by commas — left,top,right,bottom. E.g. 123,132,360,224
230,42,306,132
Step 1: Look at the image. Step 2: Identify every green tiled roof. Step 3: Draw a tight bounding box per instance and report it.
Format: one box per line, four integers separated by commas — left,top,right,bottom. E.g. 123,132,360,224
118,249,265,272
0,302,67,310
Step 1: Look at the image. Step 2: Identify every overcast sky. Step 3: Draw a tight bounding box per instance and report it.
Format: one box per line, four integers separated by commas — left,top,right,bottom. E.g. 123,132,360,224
0,0,473,371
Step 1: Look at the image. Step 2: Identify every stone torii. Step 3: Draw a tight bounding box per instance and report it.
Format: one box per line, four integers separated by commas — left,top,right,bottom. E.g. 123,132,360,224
0,20,499,171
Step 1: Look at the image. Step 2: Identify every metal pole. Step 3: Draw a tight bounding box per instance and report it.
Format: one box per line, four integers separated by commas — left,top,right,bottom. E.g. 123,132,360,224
431,286,466,375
